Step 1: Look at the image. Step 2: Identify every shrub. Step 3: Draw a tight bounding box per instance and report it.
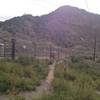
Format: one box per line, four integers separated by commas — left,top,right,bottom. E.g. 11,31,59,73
0,72,12,93
16,56,34,66
72,74,96,100
70,56,81,63
9,95,25,100
0,58,48,94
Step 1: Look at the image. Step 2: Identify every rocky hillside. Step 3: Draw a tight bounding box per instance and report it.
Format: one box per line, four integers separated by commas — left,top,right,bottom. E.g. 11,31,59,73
0,6,100,57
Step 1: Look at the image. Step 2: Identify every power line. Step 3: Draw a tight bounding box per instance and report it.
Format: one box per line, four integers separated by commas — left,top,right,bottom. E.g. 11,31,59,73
84,0,97,61
85,0,89,11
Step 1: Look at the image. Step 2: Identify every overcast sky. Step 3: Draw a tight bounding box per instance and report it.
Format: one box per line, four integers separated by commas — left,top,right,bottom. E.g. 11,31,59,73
0,0,99,21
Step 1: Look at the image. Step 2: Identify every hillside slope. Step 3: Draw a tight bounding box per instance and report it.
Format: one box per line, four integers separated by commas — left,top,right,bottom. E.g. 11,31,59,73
0,6,100,57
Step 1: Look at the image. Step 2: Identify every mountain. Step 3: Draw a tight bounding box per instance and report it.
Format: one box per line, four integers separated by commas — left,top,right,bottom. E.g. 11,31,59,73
0,6,100,57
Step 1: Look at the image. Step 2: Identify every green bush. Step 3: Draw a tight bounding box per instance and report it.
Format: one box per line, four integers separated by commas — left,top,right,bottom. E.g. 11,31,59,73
39,61,99,100
0,58,48,94
16,56,34,66
0,72,12,93
72,74,95,100
9,95,25,100
70,56,82,63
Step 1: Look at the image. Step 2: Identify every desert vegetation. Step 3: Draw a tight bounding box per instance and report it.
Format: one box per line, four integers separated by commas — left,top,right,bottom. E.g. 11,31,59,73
38,57,100,100
0,56,48,95
0,5,100,100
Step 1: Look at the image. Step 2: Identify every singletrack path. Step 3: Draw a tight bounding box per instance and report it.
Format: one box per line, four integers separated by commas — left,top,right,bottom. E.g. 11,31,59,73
0,62,56,100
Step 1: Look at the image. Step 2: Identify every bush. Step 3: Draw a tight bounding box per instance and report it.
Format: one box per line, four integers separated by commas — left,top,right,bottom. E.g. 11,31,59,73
0,58,48,94
72,74,95,100
9,95,25,100
70,56,82,63
16,56,34,66
40,62,98,100
0,72,12,93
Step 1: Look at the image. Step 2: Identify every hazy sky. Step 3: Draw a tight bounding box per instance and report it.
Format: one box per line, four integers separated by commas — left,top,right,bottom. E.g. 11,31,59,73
0,0,99,21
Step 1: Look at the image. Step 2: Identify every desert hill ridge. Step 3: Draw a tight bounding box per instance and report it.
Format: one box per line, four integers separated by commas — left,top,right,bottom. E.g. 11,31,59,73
0,5,100,57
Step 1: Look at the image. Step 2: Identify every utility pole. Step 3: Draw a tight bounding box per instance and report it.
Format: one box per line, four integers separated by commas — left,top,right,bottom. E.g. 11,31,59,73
49,46,52,61
32,41,37,58
11,32,16,60
49,46,54,64
57,48,60,60
3,42,6,57
7,29,16,60
11,36,16,60
34,42,37,58
84,0,97,61
93,31,97,61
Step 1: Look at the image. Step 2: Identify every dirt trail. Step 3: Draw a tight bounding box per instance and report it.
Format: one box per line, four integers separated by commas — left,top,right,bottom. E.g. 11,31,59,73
37,63,55,91
19,62,56,100
20,62,56,100
0,63,56,100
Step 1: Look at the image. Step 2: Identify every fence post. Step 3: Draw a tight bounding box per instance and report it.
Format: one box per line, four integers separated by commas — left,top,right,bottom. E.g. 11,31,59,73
11,38,16,60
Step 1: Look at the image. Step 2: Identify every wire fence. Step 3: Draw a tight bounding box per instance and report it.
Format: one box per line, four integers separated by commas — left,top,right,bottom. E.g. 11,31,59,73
0,38,11,58
0,36,68,60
